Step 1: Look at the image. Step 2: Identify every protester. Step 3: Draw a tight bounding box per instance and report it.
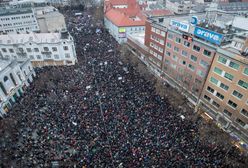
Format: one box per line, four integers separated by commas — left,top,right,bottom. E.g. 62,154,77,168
0,9,246,167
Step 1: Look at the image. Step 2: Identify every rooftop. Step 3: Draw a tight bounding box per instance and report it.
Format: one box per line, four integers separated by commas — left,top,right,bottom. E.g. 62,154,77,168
0,32,69,45
0,59,11,72
0,7,33,16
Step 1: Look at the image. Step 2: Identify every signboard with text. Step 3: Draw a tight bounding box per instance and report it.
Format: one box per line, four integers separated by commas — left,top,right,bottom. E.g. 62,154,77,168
170,19,189,32
194,27,223,45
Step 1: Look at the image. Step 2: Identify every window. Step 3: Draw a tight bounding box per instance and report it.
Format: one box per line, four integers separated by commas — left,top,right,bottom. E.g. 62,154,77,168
2,48,7,52
9,49,14,53
161,31,165,37
190,55,197,62
174,46,179,52
165,51,171,56
52,47,57,52
30,55,34,59
223,109,232,117
34,48,39,52
229,61,240,70
168,33,173,39
212,101,220,108
151,27,155,32
216,92,224,100
207,86,214,93
204,95,211,102
65,53,70,58
241,109,248,118
43,47,49,51
214,67,223,75
220,83,229,91
210,77,218,85
182,50,187,57
236,118,245,127
63,46,69,50
232,90,243,99
166,42,171,48
183,41,190,47
244,68,248,75
175,37,181,43
224,72,234,81
237,80,248,89
172,55,178,61
188,64,195,71
203,49,211,57
197,70,205,78
54,54,59,59
193,45,200,52
228,100,237,109
36,55,41,59
180,60,186,65
26,48,32,52
200,60,209,68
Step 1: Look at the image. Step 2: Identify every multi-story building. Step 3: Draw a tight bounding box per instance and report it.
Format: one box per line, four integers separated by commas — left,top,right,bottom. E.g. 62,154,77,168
0,1,67,34
199,35,248,142
104,0,146,43
144,12,248,105
165,0,193,14
0,30,77,67
46,0,70,7
0,58,36,117
0,6,40,34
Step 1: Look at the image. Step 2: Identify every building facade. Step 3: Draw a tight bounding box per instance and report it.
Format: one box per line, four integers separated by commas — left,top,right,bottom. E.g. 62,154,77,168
199,36,248,142
0,7,40,34
0,58,36,117
0,31,77,67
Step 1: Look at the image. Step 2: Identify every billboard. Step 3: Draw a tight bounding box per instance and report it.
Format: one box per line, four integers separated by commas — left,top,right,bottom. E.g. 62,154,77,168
194,27,223,45
170,19,189,32
119,27,126,33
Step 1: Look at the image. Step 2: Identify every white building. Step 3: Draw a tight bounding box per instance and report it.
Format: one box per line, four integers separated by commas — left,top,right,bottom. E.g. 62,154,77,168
166,0,193,14
0,30,77,67
0,7,40,34
46,0,70,6
0,58,36,117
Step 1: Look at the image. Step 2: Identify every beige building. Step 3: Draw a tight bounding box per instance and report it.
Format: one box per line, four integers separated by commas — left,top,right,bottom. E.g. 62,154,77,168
199,35,248,143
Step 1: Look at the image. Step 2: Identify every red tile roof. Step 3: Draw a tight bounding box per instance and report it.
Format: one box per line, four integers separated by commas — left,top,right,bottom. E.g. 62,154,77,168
105,8,146,27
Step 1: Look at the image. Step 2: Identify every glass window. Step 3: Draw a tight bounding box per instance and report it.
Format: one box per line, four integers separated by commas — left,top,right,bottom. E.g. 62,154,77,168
200,60,209,68
223,109,232,117
166,42,171,48
1,48,7,52
214,67,223,75
244,68,248,75
233,90,243,99
238,80,248,89
210,77,218,85
212,101,220,108
34,48,39,52
43,47,49,51
229,61,240,70
218,56,227,64
26,48,32,52
65,53,70,58
172,55,178,61
224,72,234,81
175,37,181,43
52,47,57,52
228,100,237,109
174,46,179,52
168,33,173,39
203,49,211,57
216,92,224,100
207,86,214,93
63,46,69,50
182,50,187,57
183,41,190,47
197,70,205,77
165,51,171,56
241,109,248,118
188,64,195,71
190,55,197,62
236,118,245,127
204,95,211,101
220,83,229,91
9,49,14,53
193,45,200,52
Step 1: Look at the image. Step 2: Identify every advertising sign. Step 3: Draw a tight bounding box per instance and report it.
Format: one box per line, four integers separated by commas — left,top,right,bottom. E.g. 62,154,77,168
190,16,198,26
170,19,189,32
194,27,223,45
119,33,126,38
119,27,126,33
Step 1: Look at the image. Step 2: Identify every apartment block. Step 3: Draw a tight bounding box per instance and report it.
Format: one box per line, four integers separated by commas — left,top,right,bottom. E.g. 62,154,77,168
200,36,248,141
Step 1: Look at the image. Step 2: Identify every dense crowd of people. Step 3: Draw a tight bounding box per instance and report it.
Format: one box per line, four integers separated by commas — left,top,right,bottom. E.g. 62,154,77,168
0,9,246,167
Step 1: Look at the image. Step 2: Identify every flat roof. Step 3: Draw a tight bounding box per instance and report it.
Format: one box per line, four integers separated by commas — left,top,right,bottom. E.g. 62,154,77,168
0,7,33,16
